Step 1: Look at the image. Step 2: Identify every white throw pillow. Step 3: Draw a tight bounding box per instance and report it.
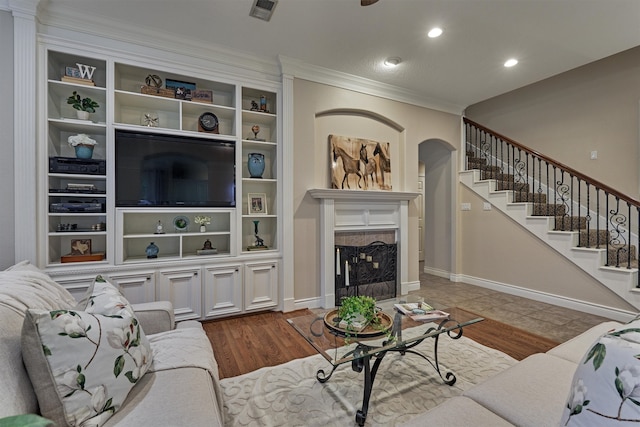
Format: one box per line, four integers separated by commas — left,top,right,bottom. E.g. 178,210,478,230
21,275,153,427
561,319,640,425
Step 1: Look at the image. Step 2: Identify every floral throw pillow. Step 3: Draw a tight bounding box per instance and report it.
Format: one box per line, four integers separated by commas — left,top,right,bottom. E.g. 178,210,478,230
21,276,153,427
561,320,640,425
75,275,132,316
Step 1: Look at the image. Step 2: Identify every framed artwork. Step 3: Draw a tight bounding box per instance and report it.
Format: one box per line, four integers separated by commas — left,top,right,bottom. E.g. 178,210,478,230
248,193,267,214
329,134,392,191
70,239,92,255
165,78,196,100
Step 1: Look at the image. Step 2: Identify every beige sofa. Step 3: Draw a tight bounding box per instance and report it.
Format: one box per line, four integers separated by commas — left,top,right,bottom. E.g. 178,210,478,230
401,320,624,426
0,261,224,426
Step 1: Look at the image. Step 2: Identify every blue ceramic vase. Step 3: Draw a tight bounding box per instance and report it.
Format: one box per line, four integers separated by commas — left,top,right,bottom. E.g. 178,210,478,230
248,153,265,178
145,242,159,259
74,144,94,159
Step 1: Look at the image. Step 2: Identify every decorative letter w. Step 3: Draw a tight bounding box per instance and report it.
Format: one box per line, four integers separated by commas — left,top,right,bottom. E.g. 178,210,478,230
76,63,96,80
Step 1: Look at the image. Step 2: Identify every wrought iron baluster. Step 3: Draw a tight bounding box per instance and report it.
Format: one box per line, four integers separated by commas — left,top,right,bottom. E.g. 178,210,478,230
556,171,569,231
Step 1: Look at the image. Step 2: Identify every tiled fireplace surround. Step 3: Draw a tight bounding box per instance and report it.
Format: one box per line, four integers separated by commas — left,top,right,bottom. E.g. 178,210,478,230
309,189,420,308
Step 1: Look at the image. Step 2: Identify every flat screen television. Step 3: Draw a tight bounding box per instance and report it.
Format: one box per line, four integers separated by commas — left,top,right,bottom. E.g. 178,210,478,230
115,130,236,207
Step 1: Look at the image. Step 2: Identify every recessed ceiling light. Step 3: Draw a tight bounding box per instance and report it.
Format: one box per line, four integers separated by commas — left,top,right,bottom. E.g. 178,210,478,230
384,57,402,67
428,27,443,38
504,58,518,68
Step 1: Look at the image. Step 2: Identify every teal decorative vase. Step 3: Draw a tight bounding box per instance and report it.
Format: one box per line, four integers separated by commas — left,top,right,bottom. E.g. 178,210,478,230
74,144,94,159
248,153,265,178
145,242,159,259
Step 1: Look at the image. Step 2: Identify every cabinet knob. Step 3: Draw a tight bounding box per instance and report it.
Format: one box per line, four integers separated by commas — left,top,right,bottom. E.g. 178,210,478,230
194,271,198,276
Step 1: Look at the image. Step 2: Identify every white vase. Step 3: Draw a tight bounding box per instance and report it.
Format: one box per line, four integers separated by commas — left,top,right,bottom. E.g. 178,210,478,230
76,111,90,120
200,225,206,233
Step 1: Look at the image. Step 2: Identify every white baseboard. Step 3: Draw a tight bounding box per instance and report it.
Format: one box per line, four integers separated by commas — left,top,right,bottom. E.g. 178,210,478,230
291,296,325,311
402,280,420,294
423,266,451,279
450,273,636,322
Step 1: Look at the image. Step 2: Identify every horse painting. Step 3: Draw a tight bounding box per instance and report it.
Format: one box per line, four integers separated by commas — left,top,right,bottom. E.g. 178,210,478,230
329,135,391,191
331,139,364,189
373,141,392,190
360,143,378,190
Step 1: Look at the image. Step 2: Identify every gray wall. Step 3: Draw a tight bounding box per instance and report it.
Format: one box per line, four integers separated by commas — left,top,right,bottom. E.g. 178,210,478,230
0,10,15,269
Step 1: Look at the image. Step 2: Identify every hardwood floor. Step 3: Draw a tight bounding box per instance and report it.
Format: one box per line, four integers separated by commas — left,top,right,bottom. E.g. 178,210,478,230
202,310,316,379
203,306,560,379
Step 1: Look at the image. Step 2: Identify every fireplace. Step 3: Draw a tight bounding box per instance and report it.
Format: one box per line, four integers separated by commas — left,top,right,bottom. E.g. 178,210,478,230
335,233,397,304
309,188,420,308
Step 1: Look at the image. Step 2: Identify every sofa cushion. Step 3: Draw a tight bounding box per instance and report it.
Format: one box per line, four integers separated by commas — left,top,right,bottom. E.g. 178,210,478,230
464,353,576,427
561,319,640,426
102,367,223,427
0,260,77,315
401,396,514,426
548,321,622,364
21,276,153,427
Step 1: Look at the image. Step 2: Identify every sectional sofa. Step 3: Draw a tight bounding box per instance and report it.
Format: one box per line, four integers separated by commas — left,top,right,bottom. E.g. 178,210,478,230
0,261,224,426
401,316,640,426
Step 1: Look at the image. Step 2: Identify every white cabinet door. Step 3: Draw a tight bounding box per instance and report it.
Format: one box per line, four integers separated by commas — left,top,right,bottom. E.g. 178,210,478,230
202,263,242,318
108,270,155,304
244,260,278,312
157,267,201,321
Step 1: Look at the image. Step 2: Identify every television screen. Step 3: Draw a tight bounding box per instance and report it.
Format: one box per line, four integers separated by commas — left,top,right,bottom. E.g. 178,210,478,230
115,130,236,207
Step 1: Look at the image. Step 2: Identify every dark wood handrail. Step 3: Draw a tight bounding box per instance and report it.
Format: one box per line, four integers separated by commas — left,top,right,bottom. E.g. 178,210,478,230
463,117,640,207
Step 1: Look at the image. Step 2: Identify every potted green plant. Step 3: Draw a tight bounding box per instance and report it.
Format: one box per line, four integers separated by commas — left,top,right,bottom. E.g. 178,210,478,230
337,295,379,332
67,91,99,120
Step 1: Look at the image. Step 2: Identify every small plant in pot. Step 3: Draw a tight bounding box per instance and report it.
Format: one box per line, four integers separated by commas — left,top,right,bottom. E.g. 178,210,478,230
67,91,99,120
68,133,98,159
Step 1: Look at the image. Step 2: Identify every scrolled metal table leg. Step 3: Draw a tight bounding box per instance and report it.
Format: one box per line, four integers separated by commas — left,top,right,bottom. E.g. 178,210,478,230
316,364,338,383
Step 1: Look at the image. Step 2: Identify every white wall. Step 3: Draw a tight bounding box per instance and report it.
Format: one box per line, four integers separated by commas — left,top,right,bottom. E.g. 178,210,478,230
0,10,15,269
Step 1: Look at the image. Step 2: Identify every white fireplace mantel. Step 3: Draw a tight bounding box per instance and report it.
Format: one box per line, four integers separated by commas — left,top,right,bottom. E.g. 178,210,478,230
309,188,420,308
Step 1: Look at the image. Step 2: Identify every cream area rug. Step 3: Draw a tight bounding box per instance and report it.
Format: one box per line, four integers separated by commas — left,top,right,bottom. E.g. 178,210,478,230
220,327,517,426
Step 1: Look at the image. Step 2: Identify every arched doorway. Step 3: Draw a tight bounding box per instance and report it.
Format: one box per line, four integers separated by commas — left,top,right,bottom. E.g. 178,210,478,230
418,139,455,277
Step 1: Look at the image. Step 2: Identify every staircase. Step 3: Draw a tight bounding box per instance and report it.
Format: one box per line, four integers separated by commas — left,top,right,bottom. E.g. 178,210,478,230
462,118,640,310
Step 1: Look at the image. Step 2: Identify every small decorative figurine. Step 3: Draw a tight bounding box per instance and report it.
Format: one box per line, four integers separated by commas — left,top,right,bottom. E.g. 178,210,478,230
247,220,268,251
196,238,218,255
250,100,259,111
155,220,164,234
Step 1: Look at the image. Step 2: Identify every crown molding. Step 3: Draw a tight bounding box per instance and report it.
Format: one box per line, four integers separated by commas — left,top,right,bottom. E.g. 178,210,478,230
2,0,37,16
26,3,464,115
36,4,282,85
278,55,464,115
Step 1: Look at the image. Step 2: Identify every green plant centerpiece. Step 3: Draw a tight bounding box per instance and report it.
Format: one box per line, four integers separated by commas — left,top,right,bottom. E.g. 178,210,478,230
337,295,380,332
66,91,100,113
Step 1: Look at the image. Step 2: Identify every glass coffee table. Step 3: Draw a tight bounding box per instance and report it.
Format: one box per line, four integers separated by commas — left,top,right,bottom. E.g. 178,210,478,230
287,304,483,426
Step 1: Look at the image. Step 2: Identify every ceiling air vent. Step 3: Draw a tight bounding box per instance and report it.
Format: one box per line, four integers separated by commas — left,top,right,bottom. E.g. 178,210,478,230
250,0,277,21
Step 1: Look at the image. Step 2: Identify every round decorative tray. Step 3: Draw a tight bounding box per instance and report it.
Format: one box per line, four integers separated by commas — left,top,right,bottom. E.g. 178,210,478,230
323,309,393,338
173,215,189,232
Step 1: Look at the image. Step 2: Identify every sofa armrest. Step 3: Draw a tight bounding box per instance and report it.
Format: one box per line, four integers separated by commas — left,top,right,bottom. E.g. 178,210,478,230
132,301,175,334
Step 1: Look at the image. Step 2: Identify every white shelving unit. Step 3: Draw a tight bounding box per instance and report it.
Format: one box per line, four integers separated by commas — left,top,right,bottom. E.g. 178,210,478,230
40,42,281,319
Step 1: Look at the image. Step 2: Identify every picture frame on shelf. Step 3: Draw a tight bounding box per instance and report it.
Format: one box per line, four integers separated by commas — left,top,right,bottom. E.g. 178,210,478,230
192,89,213,104
248,193,267,215
165,78,195,100
70,239,91,256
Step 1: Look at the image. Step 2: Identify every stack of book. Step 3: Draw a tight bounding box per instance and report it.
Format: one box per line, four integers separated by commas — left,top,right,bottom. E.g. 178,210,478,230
61,75,95,86
394,302,449,322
